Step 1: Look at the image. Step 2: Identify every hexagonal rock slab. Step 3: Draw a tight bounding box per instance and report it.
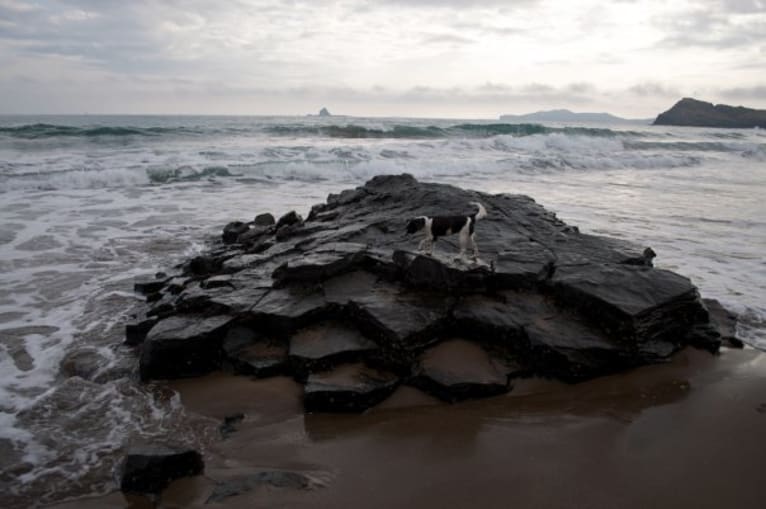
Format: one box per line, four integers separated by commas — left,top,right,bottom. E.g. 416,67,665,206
289,321,378,376
303,363,399,413
223,325,288,377
410,339,511,402
140,315,232,381
551,264,711,348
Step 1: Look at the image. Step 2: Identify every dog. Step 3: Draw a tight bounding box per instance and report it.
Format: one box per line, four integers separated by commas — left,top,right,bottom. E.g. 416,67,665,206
405,202,487,260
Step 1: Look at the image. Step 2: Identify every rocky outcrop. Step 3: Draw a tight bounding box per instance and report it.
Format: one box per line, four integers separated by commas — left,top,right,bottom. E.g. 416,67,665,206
653,97,766,128
128,174,733,412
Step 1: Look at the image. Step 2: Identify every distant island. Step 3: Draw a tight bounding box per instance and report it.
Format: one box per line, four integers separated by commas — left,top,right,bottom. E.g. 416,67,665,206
318,107,331,117
653,98,766,128
499,109,651,125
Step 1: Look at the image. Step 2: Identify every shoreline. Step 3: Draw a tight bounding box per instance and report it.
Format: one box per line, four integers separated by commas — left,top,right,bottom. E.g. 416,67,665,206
46,346,766,509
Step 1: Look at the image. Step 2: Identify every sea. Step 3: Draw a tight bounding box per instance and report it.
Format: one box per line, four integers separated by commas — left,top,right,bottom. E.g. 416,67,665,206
1,114,765,506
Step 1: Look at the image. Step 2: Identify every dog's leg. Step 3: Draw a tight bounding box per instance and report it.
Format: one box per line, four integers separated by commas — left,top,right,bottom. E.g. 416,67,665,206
470,233,479,261
457,228,470,261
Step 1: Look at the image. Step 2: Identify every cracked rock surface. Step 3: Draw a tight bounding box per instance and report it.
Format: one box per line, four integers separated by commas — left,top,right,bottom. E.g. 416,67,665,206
128,174,729,412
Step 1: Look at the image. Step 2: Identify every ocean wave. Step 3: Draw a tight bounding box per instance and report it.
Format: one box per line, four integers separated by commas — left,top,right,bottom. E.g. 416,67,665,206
0,123,203,139
263,122,636,139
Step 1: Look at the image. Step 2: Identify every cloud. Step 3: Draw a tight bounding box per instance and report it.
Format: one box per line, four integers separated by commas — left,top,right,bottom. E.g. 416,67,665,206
628,82,680,97
718,85,766,101
653,5,766,49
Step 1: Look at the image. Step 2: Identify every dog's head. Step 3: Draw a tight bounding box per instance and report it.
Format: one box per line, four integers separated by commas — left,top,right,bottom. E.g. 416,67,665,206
405,217,426,234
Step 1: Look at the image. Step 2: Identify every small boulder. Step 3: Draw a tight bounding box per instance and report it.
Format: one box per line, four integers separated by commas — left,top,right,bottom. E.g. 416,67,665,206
59,347,108,380
222,221,250,244
275,210,302,231
254,213,276,226
119,445,204,494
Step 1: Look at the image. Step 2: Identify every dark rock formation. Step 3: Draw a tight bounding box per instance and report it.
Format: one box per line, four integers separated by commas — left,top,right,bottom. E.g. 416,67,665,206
119,445,204,494
130,174,730,412
654,97,766,128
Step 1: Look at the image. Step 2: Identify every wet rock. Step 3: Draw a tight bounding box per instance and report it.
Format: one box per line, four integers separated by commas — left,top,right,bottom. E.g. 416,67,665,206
59,347,109,380
119,445,204,494
140,315,233,381
222,325,287,376
289,321,378,376
131,174,723,408
125,315,160,346
551,264,710,348
237,224,271,246
704,298,743,348
187,255,224,276
222,221,249,244
254,212,276,226
392,250,491,292
219,413,245,439
304,363,399,412
201,274,234,289
272,244,368,287
492,239,556,288
410,339,511,402
275,210,302,231
134,276,168,295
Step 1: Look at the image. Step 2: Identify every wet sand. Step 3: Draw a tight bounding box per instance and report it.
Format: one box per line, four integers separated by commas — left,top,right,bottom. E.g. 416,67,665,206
48,347,766,509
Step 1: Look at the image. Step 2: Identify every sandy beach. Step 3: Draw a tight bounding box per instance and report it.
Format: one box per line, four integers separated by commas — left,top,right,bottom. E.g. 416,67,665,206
46,346,766,509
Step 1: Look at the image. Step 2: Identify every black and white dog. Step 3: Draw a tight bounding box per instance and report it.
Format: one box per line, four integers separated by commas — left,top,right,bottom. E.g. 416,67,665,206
405,202,487,259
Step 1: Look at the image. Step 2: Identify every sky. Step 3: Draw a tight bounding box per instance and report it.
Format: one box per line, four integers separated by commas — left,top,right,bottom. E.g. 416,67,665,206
0,0,764,118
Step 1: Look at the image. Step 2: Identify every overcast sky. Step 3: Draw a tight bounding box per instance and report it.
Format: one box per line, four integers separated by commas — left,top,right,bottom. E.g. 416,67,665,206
0,0,764,118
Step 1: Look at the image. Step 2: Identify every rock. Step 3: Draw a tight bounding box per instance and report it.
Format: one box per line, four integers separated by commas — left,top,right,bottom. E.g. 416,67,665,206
318,107,331,117
275,210,302,231
125,315,159,346
219,413,245,439
551,264,712,349
119,445,204,494
130,174,723,409
254,213,276,226
59,347,108,380
187,255,223,276
140,315,233,381
288,320,378,376
704,298,743,348
304,363,399,412
237,224,271,247
222,325,288,376
133,276,168,295
654,97,766,128
410,339,511,402
201,274,234,289
222,221,249,244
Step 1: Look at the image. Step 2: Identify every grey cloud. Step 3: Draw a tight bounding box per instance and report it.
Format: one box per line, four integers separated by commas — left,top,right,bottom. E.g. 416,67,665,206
653,7,766,49
628,82,680,97
718,85,766,100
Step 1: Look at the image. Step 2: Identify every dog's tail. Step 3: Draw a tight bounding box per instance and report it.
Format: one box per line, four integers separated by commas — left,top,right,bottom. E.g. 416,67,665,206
470,202,487,221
